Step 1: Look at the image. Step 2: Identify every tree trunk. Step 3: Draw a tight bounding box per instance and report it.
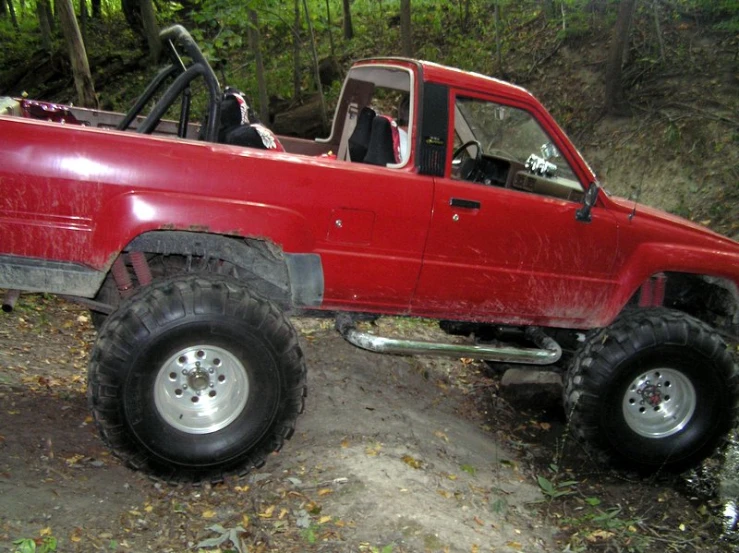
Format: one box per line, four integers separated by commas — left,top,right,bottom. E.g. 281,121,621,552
292,0,301,101
342,0,353,40
248,9,269,124
80,0,88,44
37,0,53,52
400,0,412,57
493,0,503,75
4,0,19,29
91,0,101,18
324,0,335,59
604,0,636,114
57,0,98,108
139,0,160,62
652,0,665,63
45,0,55,31
122,0,142,37
302,0,329,133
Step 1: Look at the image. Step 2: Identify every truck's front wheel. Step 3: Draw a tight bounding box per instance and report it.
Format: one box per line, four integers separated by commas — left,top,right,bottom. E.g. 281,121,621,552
564,308,738,470
88,275,306,482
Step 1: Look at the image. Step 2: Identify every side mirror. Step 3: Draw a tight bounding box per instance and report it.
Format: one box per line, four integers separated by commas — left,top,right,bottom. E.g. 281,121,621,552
576,182,599,223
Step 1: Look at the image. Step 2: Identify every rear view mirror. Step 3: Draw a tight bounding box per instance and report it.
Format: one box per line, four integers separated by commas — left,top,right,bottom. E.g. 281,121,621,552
576,182,599,223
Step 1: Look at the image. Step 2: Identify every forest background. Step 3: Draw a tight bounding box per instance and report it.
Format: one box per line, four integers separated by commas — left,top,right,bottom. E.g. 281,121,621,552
0,0,737,239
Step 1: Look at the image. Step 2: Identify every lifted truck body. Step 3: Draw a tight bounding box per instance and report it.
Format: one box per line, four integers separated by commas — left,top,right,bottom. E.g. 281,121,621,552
1,26,737,480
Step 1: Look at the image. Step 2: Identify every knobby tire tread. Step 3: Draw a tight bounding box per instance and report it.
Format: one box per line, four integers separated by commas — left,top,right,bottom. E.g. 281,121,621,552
87,275,307,484
564,307,739,470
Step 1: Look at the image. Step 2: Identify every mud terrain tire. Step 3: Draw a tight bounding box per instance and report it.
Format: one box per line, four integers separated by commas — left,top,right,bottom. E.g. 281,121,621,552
87,275,306,482
564,308,738,470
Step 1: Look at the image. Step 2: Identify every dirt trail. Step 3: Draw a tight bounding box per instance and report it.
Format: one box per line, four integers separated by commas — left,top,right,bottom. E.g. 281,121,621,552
0,295,555,552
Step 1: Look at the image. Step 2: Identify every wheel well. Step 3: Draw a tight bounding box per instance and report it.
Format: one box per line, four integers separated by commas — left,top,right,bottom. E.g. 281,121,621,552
630,272,739,337
99,231,292,310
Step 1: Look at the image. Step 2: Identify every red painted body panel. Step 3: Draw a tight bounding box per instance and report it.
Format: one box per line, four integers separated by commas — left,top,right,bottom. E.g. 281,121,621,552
1,58,738,330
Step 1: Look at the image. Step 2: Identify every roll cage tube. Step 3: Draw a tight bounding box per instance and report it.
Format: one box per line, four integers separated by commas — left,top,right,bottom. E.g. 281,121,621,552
119,25,222,141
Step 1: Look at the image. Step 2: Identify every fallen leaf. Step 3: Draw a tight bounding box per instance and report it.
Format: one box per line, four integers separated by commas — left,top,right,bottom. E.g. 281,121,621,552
70,528,83,543
65,454,84,466
505,541,522,550
401,454,423,469
197,524,248,553
586,530,615,542
434,430,449,442
202,509,217,519
318,488,333,496
365,443,382,456
39,527,52,536
318,515,332,524
259,505,275,518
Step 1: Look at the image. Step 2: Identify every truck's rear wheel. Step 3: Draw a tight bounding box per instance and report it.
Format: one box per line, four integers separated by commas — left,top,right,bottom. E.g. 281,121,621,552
564,308,738,470
87,275,306,482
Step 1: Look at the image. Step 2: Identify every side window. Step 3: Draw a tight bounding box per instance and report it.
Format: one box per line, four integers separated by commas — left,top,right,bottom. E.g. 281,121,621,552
451,96,583,202
337,66,413,168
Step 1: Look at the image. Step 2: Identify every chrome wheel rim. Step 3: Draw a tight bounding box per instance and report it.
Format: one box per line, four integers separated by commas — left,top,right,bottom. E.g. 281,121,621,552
154,344,249,434
622,368,696,438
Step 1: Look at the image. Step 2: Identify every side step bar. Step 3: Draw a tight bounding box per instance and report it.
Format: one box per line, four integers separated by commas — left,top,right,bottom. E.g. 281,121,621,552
336,315,562,365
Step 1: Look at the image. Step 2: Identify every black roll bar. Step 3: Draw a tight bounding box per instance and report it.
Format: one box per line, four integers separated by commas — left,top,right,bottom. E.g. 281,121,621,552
127,25,222,141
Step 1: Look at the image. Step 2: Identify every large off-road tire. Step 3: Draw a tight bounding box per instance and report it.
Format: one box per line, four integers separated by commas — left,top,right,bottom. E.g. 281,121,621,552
87,275,306,482
564,308,738,471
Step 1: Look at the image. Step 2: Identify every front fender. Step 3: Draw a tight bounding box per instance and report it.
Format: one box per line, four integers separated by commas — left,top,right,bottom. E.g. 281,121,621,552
603,241,739,324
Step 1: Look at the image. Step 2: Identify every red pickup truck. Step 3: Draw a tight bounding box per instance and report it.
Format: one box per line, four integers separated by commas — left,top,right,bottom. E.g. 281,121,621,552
1,26,737,481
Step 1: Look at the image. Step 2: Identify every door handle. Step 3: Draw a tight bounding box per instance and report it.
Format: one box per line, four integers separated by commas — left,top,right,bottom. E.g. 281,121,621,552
450,198,481,209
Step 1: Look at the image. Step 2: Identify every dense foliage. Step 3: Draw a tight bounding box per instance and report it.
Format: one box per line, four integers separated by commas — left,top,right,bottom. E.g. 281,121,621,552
1,0,737,109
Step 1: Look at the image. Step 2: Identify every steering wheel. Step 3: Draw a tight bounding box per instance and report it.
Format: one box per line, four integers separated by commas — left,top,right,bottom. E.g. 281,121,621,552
452,140,483,181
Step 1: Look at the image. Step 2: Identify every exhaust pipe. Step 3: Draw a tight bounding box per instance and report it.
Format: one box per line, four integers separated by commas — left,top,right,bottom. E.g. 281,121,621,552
336,314,561,365
2,289,20,313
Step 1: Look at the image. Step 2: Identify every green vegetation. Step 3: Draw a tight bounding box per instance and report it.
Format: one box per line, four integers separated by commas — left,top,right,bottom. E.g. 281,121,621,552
12,535,58,553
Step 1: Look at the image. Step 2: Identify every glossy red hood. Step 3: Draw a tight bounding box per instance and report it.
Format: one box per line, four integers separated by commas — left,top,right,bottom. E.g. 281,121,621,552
606,193,739,251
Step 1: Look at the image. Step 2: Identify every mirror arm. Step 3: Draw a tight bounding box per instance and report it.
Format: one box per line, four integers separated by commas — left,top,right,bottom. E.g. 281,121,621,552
576,182,599,223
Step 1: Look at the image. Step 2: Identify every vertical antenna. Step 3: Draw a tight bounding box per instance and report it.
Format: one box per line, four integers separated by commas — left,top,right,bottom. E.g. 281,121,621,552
629,170,644,221
628,139,652,221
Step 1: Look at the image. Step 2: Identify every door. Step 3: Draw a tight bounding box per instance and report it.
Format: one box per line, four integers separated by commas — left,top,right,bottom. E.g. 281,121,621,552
411,93,619,327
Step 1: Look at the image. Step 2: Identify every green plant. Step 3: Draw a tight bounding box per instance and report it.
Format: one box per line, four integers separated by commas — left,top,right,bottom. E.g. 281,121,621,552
12,536,58,553
562,506,652,552
537,474,578,500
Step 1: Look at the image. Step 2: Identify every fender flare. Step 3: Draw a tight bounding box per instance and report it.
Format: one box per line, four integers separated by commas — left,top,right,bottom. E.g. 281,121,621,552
125,230,323,308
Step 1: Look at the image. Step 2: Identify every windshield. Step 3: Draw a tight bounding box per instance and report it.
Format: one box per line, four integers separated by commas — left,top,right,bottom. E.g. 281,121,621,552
454,96,578,184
